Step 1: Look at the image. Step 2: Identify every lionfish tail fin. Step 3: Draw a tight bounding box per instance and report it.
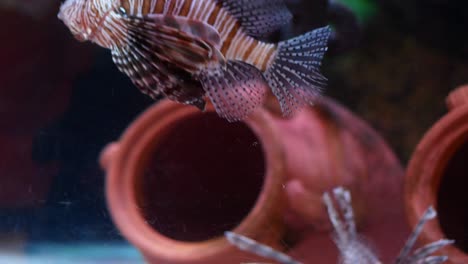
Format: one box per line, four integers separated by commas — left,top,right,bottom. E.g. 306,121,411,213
198,60,268,122
264,26,332,117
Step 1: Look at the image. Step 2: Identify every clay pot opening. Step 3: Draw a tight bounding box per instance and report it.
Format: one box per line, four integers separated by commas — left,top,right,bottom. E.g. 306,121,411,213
104,101,285,262
406,93,468,263
134,112,266,242
437,135,468,253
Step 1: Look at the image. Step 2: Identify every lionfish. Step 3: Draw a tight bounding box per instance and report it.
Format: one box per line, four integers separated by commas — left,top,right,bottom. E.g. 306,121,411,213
58,0,331,121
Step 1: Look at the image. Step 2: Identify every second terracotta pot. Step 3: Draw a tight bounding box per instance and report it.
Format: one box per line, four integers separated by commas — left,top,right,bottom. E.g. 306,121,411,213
406,85,468,264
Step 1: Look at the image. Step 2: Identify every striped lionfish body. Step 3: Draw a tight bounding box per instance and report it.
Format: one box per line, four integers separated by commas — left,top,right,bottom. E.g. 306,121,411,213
121,0,278,71
58,0,331,121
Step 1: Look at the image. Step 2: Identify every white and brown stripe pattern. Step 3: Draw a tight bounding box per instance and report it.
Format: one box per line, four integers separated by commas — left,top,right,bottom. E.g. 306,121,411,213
120,0,278,71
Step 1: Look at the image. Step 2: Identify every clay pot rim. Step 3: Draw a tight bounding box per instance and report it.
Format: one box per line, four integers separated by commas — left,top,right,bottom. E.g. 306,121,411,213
104,101,285,262
406,105,468,262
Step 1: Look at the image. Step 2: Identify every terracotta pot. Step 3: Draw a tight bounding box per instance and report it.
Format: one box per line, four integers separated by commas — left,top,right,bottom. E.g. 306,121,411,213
406,85,468,264
101,101,285,264
101,96,405,263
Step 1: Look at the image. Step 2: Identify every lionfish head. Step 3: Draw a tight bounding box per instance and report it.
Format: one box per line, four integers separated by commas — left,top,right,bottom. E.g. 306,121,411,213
58,0,116,42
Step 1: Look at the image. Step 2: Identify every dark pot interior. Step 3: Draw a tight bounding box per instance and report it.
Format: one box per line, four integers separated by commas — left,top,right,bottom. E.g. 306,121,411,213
438,139,468,253
135,112,266,242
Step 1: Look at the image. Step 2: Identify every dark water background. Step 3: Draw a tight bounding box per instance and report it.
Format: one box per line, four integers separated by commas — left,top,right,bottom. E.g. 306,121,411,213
1,0,467,257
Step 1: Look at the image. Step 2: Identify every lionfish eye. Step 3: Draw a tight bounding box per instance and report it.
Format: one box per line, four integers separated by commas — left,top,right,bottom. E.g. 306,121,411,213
118,7,127,16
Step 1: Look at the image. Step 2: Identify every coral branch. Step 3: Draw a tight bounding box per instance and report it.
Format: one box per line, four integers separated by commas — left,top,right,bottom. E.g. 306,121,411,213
227,187,453,264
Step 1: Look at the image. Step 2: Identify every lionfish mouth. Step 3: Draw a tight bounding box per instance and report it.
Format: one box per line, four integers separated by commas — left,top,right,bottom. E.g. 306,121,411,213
57,0,99,42
57,0,92,42
58,0,116,43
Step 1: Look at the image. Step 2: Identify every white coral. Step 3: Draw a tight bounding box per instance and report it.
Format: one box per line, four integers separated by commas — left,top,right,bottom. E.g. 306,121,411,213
226,186,453,264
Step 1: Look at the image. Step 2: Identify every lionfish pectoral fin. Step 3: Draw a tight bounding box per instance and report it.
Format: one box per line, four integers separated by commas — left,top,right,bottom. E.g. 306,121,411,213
264,26,332,117
124,14,222,73
113,40,207,107
197,61,268,122
215,0,292,38
111,45,171,100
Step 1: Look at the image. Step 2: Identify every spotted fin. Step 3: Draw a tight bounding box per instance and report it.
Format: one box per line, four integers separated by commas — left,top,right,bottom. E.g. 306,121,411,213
264,26,332,116
216,0,292,38
124,14,224,73
197,61,268,122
